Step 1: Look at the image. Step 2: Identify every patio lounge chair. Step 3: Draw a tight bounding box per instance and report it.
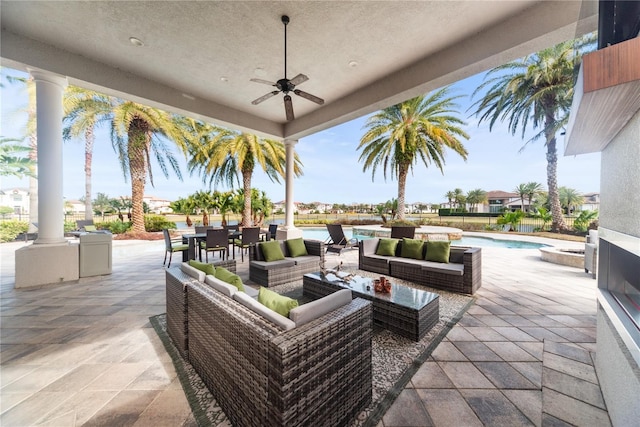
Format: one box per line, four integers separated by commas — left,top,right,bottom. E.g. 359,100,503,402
326,224,358,254
266,223,278,241
232,226,261,262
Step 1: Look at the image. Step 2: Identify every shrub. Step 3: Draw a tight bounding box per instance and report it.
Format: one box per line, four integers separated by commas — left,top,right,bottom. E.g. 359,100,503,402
497,211,525,231
573,210,598,233
64,220,76,233
100,221,131,234
0,220,29,242
145,215,176,232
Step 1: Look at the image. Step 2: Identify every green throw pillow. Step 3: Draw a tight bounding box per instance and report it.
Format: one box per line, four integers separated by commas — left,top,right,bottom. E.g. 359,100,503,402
425,241,451,263
258,287,299,317
401,238,424,260
214,266,245,292
376,238,399,256
260,240,285,262
188,259,216,276
286,238,308,257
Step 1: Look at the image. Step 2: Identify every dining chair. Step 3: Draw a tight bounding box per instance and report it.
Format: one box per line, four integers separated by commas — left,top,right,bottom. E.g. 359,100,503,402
202,228,229,262
163,229,189,268
233,226,261,262
195,225,212,234
267,223,279,241
390,226,416,239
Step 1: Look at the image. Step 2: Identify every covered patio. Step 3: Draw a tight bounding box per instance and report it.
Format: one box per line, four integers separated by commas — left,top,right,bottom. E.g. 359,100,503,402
0,234,606,425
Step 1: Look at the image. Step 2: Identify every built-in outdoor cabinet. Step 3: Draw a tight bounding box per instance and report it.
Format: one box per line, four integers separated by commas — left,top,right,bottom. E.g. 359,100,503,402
564,36,640,155
79,232,113,277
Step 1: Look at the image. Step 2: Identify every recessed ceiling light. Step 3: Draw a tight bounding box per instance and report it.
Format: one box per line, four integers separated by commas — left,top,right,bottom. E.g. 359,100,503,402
348,60,359,68
129,37,144,47
220,76,228,82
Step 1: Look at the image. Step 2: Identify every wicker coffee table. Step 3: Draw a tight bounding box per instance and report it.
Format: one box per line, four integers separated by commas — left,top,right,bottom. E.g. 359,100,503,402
303,271,439,341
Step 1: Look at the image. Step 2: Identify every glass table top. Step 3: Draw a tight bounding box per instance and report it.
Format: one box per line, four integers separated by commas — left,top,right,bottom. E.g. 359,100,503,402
305,271,439,310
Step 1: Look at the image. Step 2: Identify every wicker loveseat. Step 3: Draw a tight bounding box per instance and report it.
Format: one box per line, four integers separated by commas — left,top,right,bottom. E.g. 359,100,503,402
165,265,373,427
359,238,482,295
249,239,325,287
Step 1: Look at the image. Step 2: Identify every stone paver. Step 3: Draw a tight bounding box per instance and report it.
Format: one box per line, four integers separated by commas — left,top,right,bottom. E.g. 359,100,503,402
1,233,609,426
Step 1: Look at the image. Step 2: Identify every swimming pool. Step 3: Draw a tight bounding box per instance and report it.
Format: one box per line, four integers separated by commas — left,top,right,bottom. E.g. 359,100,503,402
299,227,548,249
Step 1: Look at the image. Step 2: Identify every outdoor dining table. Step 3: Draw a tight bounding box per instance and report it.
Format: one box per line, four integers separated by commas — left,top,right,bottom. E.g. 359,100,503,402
181,228,269,261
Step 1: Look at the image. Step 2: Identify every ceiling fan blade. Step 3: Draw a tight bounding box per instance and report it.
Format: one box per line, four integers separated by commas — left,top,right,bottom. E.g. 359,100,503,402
284,95,295,121
250,78,277,86
294,89,325,105
289,74,309,86
251,91,280,105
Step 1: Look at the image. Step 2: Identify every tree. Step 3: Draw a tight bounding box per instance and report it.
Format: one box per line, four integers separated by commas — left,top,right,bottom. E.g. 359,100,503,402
0,137,35,178
63,85,112,221
169,197,195,227
513,183,528,211
533,207,553,231
187,126,302,227
466,188,487,212
92,193,113,220
452,188,466,210
108,101,194,233
558,186,584,214
472,36,595,231
359,88,469,220
524,182,544,213
192,190,215,226
444,190,455,209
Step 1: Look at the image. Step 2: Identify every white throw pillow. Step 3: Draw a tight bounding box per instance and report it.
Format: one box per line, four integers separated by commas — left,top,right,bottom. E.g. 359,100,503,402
289,289,352,326
233,292,296,331
180,262,205,282
205,275,237,297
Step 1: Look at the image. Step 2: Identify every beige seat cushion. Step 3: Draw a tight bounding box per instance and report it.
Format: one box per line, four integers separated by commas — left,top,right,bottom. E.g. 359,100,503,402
233,292,296,331
181,262,205,282
289,289,352,326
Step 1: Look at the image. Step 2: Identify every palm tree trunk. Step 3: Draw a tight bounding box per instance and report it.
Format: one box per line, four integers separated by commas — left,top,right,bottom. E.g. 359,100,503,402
544,115,567,232
84,127,94,221
397,165,408,221
241,170,252,227
128,119,149,233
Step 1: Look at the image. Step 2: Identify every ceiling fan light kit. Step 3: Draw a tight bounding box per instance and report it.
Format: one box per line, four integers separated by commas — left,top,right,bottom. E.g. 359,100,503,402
250,15,325,121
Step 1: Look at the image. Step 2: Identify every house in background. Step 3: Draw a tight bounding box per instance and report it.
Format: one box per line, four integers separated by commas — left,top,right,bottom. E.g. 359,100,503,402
143,196,172,214
484,190,527,213
0,188,30,216
581,192,600,211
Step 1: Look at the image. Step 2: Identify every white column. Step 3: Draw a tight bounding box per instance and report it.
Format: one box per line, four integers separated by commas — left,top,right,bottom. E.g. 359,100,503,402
30,71,68,244
284,139,296,228
276,139,302,240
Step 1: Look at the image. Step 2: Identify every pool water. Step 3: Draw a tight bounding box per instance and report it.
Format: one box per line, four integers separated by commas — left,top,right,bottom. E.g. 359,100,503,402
299,227,548,249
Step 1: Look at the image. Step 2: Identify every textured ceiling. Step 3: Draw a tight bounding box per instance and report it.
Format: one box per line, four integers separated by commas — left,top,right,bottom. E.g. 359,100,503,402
1,1,597,139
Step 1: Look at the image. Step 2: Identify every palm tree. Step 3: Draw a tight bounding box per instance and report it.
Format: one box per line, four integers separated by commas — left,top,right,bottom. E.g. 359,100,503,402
5,73,38,230
472,36,595,231
558,186,584,214
187,126,302,227
444,190,456,209
92,192,113,221
513,183,528,212
108,101,194,233
169,197,196,227
466,188,487,212
359,88,469,221
453,188,465,210
0,137,35,178
63,85,112,221
192,190,215,226
212,190,234,227
524,182,543,212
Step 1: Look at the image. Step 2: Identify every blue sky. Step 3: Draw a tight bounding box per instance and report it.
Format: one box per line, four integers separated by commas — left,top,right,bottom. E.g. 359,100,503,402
1,68,600,205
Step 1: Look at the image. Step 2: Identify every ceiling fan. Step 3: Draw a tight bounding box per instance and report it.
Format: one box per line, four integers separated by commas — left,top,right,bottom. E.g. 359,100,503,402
251,15,324,121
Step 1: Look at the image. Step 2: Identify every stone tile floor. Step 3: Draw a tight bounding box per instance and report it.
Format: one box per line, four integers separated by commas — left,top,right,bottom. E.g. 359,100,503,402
0,232,609,426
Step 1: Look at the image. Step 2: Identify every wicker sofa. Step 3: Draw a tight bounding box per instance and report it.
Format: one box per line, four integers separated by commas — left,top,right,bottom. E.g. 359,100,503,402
165,265,373,427
249,239,325,287
359,238,482,295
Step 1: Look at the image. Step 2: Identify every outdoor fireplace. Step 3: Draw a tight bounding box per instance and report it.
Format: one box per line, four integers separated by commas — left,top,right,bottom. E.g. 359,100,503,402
597,228,640,366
